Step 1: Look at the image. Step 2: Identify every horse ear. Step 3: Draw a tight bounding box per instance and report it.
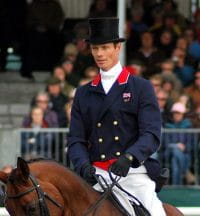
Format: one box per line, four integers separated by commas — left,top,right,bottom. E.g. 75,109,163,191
0,171,8,184
17,157,30,180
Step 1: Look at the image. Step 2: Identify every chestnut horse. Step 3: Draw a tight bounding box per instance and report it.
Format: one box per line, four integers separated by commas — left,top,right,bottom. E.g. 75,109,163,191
0,158,183,216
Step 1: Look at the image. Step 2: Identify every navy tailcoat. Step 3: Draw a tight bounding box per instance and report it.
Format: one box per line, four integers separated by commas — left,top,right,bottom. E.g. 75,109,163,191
68,68,162,181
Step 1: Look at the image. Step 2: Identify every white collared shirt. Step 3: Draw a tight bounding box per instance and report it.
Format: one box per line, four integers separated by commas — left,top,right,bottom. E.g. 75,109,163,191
100,61,122,94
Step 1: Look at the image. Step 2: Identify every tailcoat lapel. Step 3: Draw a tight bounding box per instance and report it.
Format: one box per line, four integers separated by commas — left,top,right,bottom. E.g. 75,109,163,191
90,67,130,121
89,73,105,94
97,81,127,121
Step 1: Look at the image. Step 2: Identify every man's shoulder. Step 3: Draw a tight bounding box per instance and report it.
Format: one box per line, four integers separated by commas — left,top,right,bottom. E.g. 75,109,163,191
128,74,150,86
75,82,92,95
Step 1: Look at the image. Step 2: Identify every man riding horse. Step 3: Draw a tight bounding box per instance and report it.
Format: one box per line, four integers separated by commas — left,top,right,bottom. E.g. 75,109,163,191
68,17,166,215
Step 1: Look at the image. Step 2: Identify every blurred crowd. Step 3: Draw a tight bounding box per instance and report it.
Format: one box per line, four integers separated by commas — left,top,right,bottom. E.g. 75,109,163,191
0,0,200,186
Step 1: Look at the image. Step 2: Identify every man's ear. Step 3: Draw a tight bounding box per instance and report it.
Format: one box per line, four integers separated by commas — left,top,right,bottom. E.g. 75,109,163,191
116,42,122,53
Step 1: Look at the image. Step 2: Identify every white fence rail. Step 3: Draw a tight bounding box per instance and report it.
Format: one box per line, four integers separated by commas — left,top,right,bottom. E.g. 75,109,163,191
0,128,199,185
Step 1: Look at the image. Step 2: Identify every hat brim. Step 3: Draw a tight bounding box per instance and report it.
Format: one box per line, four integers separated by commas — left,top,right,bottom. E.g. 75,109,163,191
85,37,126,44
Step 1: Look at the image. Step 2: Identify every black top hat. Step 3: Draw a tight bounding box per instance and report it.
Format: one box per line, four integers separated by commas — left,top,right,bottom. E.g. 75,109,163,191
86,17,125,44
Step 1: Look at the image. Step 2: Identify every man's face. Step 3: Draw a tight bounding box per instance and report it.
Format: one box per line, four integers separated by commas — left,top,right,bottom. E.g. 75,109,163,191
141,32,153,48
36,95,49,111
161,62,174,73
90,43,121,71
48,84,61,96
31,107,44,125
156,91,168,109
54,67,65,81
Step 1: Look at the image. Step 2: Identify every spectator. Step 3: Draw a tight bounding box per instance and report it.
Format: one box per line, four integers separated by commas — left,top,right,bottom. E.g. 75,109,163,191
64,100,73,127
161,0,187,30
78,66,98,86
164,102,193,185
132,31,165,78
178,93,194,114
183,28,195,46
20,0,65,79
23,91,59,127
160,59,175,74
156,88,171,126
53,65,75,97
72,38,95,83
130,5,148,34
191,9,200,44
156,29,175,58
88,0,114,18
84,66,98,80
0,165,13,206
153,12,181,43
61,58,74,76
125,59,145,77
126,4,148,56
63,43,78,63
188,105,200,128
21,106,54,159
184,70,200,109
161,75,182,103
176,37,189,51
1,165,13,174
171,47,195,87
149,5,164,33
149,74,163,93
188,37,200,62
47,77,69,127
160,59,183,96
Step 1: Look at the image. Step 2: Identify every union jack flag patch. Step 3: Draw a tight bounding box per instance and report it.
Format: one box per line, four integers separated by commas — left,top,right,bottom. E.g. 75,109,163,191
123,92,131,102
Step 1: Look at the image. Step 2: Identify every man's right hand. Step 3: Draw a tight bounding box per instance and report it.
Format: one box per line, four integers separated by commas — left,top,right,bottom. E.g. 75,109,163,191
80,163,97,185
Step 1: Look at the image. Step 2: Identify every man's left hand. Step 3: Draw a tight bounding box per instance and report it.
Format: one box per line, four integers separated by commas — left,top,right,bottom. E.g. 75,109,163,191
110,153,133,177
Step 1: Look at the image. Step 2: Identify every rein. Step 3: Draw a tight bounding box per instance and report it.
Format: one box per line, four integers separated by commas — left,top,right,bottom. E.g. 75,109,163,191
83,169,151,216
6,174,62,216
83,171,131,216
83,174,121,216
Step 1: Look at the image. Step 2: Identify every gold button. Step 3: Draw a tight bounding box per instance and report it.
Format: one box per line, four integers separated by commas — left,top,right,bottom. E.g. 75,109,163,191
100,154,106,159
113,121,118,125
98,138,103,143
114,136,119,141
116,152,121,156
97,122,102,127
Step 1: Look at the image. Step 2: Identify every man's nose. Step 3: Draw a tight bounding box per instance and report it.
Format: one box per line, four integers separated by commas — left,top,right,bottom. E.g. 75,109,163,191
96,49,103,57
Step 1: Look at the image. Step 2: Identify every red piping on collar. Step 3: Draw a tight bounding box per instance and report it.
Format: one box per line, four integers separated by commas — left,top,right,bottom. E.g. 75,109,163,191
91,67,130,86
91,73,101,86
117,67,130,85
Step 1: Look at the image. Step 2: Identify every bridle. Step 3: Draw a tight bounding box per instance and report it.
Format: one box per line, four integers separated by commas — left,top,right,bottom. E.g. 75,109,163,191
6,174,62,216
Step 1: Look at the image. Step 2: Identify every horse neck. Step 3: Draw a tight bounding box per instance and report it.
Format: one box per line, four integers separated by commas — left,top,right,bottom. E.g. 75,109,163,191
33,162,100,215
58,169,99,213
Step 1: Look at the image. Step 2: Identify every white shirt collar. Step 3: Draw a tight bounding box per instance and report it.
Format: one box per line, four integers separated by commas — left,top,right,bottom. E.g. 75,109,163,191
100,61,122,81
99,62,122,94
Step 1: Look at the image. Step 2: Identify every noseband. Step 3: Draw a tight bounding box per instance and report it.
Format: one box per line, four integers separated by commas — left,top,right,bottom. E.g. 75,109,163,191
6,174,62,216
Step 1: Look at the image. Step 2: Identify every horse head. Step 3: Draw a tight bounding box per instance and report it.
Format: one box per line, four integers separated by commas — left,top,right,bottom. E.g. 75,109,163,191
0,157,64,216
